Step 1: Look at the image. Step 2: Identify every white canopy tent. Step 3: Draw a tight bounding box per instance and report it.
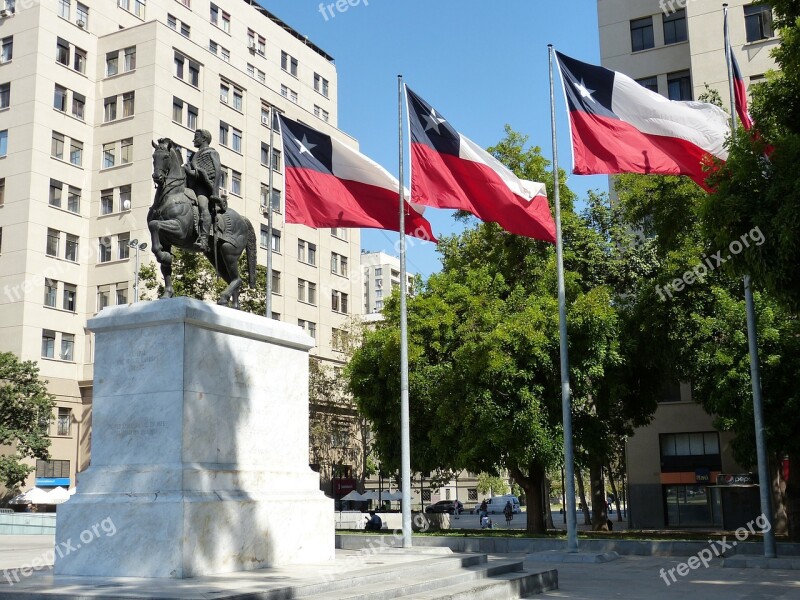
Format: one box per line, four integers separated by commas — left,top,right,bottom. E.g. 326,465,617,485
340,490,365,502
9,487,52,505
46,486,72,504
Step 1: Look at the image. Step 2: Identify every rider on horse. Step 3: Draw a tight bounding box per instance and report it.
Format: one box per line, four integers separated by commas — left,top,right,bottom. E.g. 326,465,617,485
184,129,224,252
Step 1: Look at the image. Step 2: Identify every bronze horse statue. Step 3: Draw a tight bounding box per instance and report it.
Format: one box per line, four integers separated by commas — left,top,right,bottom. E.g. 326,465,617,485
148,138,257,309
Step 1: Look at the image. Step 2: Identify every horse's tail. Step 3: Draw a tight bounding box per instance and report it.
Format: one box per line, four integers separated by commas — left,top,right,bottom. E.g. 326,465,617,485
244,218,257,289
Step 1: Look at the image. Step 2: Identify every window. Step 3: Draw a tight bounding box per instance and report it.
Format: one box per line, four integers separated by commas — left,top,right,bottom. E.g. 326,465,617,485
72,92,85,120
44,279,57,307
231,170,241,195
280,84,298,104
332,328,346,352
172,97,183,123
281,51,298,76
331,252,348,276
60,333,74,361
272,229,281,252
76,3,88,27
210,3,229,29
298,240,316,265
271,148,282,171
0,179,4,207
122,92,135,117
314,105,329,122
53,91,74,121
73,47,86,74
97,285,110,311
663,8,687,45
637,76,657,92
261,106,280,129
219,121,229,146
101,189,113,214
331,290,348,313
221,10,230,32
314,73,329,97
51,132,65,160
98,237,112,262
69,139,83,166
667,70,692,101
0,129,5,157
298,319,317,340
232,128,242,152
233,89,243,111
118,232,130,259
260,184,280,212
107,51,120,77
331,227,348,240
220,82,229,103
180,21,190,37
133,0,145,19
0,83,8,109
374,267,383,276
258,35,266,55
189,62,200,87
104,96,117,122
174,52,184,79
221,47,230,62
119,185,131,211
1,37,12,63
745,4,774,42
57,408,72,436
46,228,60,256
664,485,714,527
56,38,70,65
121,138,133,164
62,283,76,312
261,142,269,165
298,279,317,305
36,459,70,478
124,46,136,71
259,225,269,248
116,284,128,305
167,13,176,29
187,104,198,130
375,290,383,300
271,270,281,294
58,0,70,20
50,180,64,208
42,330,56,358
630,16,655,52
67,186,80,213
103,142,116,168
65,234,78,261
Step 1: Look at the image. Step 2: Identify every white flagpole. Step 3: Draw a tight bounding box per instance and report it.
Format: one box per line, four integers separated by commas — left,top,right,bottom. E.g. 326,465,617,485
549,44,578,553
265,105,276,318
723,4,776,558
398,74,412,548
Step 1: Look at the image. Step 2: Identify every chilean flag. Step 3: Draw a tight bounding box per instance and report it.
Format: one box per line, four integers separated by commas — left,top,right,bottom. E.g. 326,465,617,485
279,115,436,242
406,87,556,244
556,52,730,190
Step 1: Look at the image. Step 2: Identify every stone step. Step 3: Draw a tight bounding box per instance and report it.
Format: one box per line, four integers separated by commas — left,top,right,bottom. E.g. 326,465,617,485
295,557,550,600
402,569,559,600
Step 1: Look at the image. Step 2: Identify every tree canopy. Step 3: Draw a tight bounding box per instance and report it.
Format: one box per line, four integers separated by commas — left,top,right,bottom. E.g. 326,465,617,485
0,353,55,490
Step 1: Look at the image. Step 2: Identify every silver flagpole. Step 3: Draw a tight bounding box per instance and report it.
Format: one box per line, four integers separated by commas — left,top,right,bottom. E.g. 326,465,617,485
723,4,776,558
548,44,578,553
265,105,276,318
398,75,412,548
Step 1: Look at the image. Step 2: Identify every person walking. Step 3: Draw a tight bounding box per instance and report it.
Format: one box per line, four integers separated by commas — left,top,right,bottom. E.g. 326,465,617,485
503,500,513,527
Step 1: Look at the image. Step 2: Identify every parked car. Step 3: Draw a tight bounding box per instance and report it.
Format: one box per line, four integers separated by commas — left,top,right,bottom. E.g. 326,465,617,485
424,500,463,514
484,495,521,514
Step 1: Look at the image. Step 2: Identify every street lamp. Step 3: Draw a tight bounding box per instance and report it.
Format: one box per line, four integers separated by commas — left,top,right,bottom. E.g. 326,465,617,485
128,239,148,303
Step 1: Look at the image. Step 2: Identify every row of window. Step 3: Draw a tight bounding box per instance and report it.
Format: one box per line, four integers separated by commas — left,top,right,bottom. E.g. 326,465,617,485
637,71,692,101
103,92,135,122
57,0,89,28
631,4,774,54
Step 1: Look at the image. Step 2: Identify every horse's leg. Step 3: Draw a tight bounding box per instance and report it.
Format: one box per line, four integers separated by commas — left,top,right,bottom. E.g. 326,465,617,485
216,244,243,309
150,218,184,299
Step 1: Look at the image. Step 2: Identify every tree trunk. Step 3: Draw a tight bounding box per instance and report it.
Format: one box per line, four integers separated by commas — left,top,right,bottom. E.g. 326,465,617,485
576,469,591,525
510,463,546,533
544,477,555,530
770,453,789,536
606,462,623,523
590,458,608,531
786,450,800,541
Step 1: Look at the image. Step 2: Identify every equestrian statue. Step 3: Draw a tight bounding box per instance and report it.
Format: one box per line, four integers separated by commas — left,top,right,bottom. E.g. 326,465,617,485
148,129,257,309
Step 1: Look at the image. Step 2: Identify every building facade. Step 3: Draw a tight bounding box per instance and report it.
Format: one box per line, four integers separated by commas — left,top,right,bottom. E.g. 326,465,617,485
0,0,363,496
360,250,415,315
597,0,778,528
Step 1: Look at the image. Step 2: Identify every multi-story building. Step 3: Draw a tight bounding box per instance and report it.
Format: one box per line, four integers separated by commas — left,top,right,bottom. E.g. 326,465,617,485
597,0,778,528
0,0,363,496
360,250,415,315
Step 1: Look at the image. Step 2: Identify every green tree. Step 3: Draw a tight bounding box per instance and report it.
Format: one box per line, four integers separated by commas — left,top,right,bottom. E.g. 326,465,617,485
0,353,56,490
476,473,510,497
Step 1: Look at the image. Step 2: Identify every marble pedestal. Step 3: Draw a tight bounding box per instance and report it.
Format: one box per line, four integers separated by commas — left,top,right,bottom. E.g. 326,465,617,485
54,298,334,578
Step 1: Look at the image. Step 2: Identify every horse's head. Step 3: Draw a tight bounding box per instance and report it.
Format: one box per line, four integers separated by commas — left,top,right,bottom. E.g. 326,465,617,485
151,139,173,185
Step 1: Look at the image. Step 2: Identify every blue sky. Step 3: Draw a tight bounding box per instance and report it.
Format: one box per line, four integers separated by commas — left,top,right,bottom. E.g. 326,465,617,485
262,0,609,277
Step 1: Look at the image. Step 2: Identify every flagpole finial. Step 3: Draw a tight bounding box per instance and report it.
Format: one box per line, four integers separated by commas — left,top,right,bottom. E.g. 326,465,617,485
547,43,553,48
723,3,728,8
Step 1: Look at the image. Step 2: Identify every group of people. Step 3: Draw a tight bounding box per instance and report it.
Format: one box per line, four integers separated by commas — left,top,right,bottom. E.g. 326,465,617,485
477,500,515,528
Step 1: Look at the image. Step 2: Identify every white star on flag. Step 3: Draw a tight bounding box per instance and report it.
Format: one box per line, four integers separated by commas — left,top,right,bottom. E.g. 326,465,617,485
576,79,595,100
296,135,317,156
423,109,447,134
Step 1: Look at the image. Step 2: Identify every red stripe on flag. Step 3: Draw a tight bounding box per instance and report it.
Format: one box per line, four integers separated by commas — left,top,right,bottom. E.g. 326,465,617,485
569,111,716,190
410,143,556,243
285,167,437,242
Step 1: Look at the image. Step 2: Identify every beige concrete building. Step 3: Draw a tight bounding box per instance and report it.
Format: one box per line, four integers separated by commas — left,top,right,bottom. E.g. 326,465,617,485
360,250,415,315
0,0,363,496
597,0,779,528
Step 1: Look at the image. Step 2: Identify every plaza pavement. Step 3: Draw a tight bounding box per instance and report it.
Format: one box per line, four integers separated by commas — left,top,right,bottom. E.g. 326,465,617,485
2,534,799,598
